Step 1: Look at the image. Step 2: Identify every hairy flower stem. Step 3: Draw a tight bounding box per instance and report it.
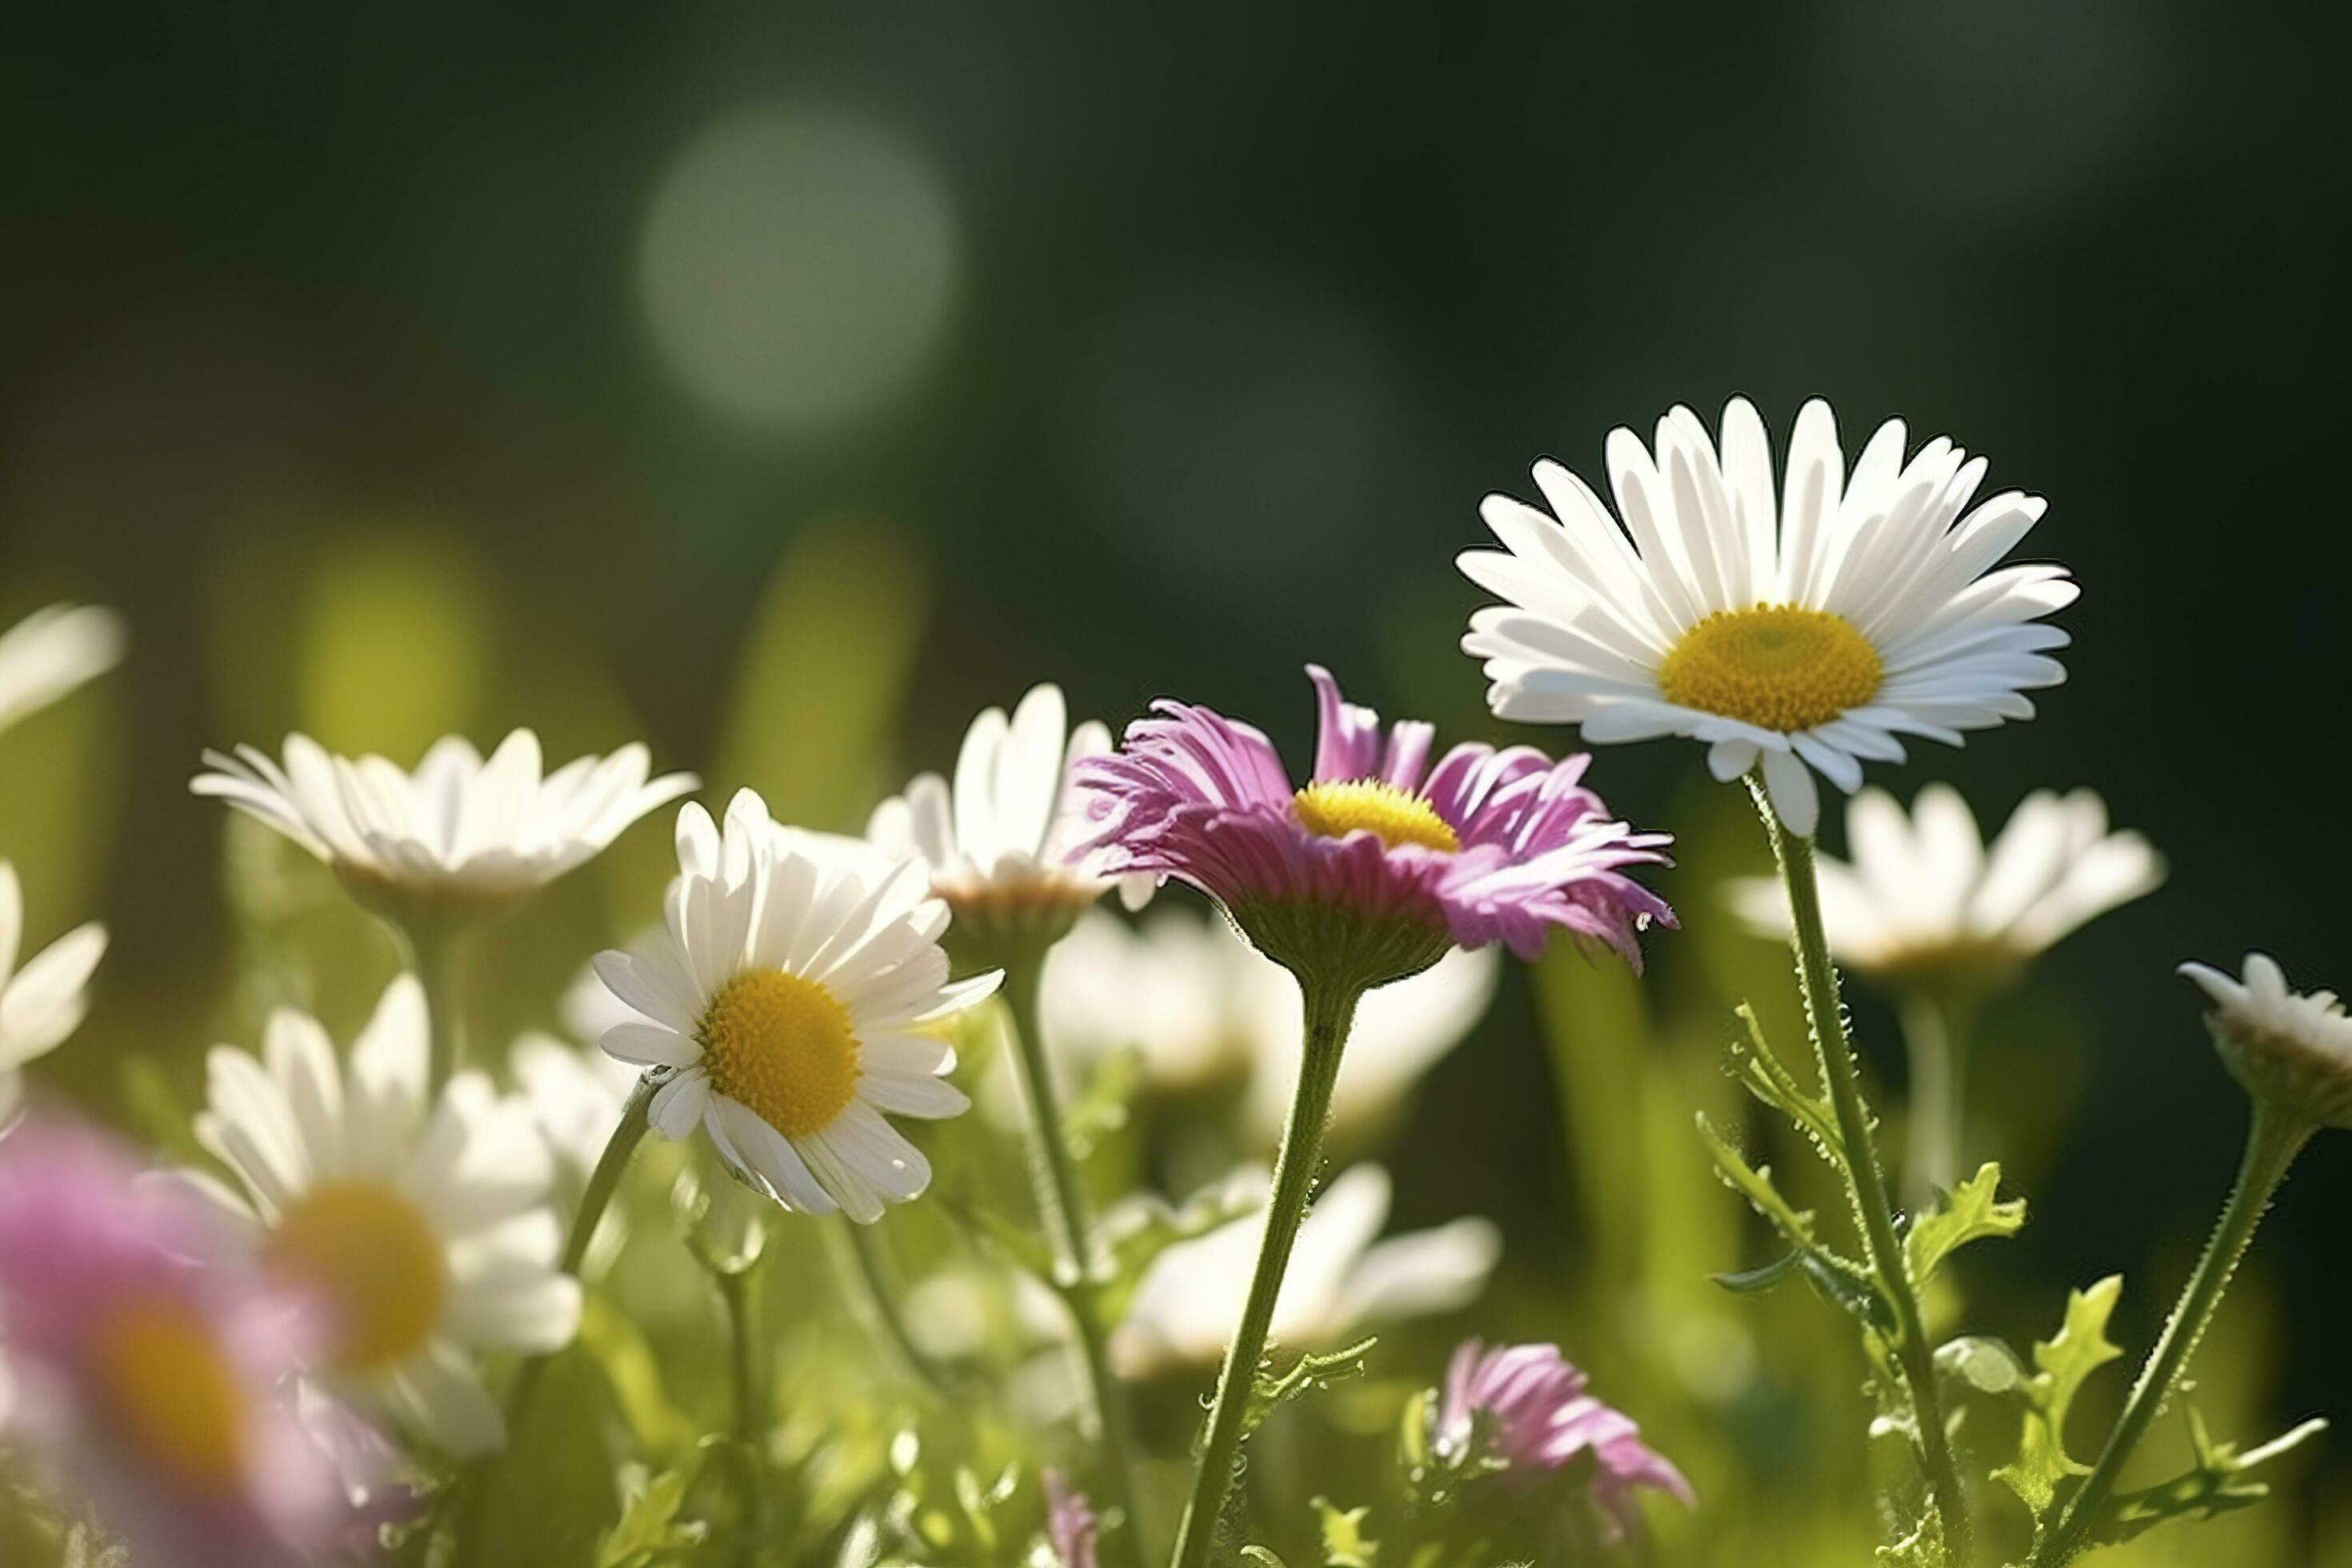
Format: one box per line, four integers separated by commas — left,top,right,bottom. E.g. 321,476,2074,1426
2034,1102,2311,1567
1899,991,1977,1210
999,950,1145,1568
1170,978,1362,1568
1757,784,1970,1566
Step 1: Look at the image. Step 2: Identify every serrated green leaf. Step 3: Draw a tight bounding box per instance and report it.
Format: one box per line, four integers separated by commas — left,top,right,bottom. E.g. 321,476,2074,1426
596,1464,708,1568
1242,1338,1378,1439
1993,1276,2125,1523
1314,1498,1378,1566
1904,1162,2026,1285
2089,1408,2326,1548
1725,1002,1846,1165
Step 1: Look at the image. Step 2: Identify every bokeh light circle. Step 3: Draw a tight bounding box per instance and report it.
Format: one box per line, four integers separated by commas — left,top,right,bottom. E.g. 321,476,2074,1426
638,106,958,431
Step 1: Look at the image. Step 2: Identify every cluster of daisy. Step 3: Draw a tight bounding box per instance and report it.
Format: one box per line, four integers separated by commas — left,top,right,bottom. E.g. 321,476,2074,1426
2,389,2341,1568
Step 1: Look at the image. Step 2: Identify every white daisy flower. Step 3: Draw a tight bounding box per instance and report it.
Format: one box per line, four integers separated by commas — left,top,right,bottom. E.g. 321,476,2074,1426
2180,954,2352,1130
867,682,1148,937
0,862,109,1126
1461,398,2074,836
184,976,582,1458
1112,1163,1499,1375
1726,784,2162,987
592,789,1000,1222
1042,907,1497,1145
190,729,696,915
0,602,124,737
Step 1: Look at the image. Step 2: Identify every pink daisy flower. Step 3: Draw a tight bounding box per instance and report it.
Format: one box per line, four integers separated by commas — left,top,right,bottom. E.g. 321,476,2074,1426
1074,665,1672,982
0,1122,350,1568
1436,1338,1694,1542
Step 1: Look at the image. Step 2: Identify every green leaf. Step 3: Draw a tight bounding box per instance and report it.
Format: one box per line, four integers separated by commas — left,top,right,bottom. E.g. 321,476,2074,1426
1992,1276,2126,1524
596,1464,708,1568
468,1346,626,1568
1242,1338,1378,1439
1698,1112,1882,1328
1725,1002,1846,1166
1904,1162,2026,1285
2090,1408,2327,1549
1314,1498,1379,1566
576,1297,698,1462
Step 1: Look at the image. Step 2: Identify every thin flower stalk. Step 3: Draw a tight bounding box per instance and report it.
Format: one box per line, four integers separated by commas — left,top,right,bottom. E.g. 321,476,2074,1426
1755,781,1970,1566
1169,977,1361,1568
2034,1101,2312,1566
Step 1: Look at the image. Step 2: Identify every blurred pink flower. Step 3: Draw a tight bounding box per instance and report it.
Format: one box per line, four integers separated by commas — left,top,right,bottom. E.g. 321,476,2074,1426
1042,1468,1098,1568
0,1121,354,1567
1074,666,1672,970
1436,1338,1694,1542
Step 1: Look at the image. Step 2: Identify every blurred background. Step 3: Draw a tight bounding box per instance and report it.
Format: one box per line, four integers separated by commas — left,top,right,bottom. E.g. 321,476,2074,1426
6,4,2350,1562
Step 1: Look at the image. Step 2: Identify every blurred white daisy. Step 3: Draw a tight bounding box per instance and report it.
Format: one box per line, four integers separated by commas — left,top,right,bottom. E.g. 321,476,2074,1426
510,959,650,1178
0,862,108,1126
868,682,1147,941
2181,953,2352,1129
1042,907,1498,1146
1727,784,2162,987
190,729,695,916
1462,398,2074,835
592,789,999,1222
183,976,582,1458
1111,1163,1499,1375
0,602,124,737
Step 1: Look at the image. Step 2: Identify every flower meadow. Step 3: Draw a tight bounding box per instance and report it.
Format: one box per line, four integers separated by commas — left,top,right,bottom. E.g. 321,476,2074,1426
1,398,2346,1568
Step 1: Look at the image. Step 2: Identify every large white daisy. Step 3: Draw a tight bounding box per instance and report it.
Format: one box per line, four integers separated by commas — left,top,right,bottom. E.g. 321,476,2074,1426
190,729,695,914
592,789,999,1222
184,976,582,1458
1113,1162,1498,1375
1461,398,2074,836
867,682,1147,930
0,863,108,1126
1042,907,1497,1146
1727,784,2162,987
0,602,124,737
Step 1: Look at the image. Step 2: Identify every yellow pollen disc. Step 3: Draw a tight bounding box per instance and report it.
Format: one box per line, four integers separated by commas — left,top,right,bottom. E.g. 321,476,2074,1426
699,968,862,1141
94,1299,248,1493
1293,778,1462,853
266,1182,447,1370
1658,603,1882,733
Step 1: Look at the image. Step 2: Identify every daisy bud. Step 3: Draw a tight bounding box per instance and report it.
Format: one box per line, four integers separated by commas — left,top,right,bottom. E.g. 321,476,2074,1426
2180,954,2352,1130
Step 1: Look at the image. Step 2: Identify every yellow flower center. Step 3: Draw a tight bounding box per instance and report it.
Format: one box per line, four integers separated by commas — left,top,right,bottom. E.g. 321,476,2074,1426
93,1299,248,1493
1293,779,1462,853
1658,604,1882,733
699,969,862,1140
266,1181,447,1370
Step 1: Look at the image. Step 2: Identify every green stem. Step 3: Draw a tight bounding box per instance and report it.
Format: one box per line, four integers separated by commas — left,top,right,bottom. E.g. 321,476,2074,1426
1758,785,1971,1567
1169,978,1361,1568
1899,991,1974,1211
2033,1101,2311,1566
999,952,1146,1568
718,1265,768,1561
834,1214,956,1395
402,919,477,1092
